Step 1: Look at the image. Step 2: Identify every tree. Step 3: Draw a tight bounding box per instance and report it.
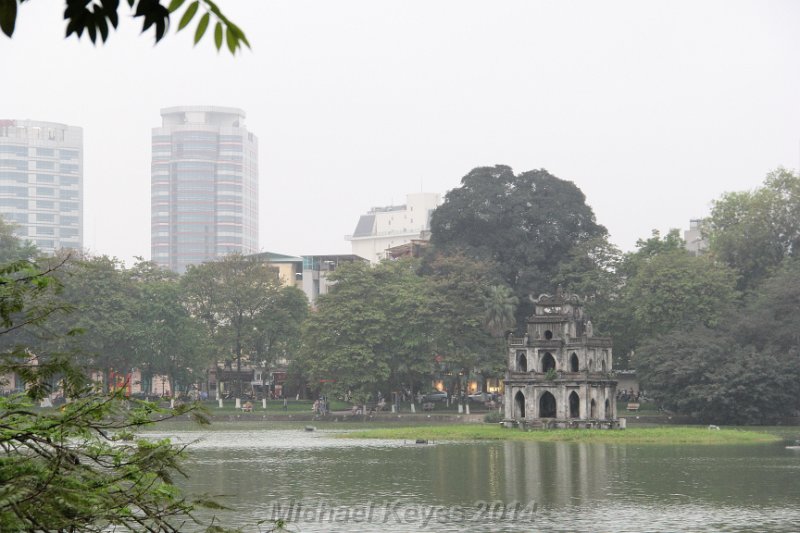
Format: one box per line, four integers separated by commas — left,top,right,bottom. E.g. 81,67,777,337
0,0,248,54
482,284,518,338
731,258,800,355
127,260,211,396
637,326,800,425
575,230,736,369
636,257,800,424
249,284,308,391
0,216,38,264
552,235,624,341
182,254,282,398
623,249,739,359
429,165,607,326
301,259,435,403
45,255,140,391
0,252,229,531
708,168,800,289
426,252,507,393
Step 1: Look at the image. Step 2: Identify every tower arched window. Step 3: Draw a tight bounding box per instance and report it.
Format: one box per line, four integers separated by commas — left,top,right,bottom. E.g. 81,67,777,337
541,352,556,373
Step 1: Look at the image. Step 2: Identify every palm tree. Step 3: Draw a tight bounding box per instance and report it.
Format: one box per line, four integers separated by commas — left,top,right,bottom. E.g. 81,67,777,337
483,284,518,337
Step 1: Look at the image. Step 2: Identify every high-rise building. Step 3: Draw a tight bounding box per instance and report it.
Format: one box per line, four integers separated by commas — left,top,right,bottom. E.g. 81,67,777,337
0,119,83,254
346,192,440,264
151,106,258,273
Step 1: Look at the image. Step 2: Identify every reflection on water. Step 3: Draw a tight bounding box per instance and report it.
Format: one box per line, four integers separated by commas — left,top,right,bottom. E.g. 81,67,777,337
147,425,800,532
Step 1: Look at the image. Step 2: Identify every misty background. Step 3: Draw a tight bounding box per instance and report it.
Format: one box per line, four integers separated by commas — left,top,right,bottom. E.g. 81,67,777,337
2,0,799,263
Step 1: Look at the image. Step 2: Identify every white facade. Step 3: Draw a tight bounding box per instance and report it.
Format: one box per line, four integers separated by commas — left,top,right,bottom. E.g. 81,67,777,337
151,106,259,273
0,119,83,254
346,192,440,264
684,218,708,255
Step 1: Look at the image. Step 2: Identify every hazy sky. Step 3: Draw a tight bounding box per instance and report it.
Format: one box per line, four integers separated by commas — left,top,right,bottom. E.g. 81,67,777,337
3,0,799,264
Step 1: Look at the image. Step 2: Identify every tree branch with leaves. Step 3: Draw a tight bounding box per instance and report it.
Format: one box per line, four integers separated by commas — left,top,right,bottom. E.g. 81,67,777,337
0,0,248,54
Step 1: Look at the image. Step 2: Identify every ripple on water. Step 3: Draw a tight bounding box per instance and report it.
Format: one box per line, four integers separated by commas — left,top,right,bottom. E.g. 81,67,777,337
148,428,800,533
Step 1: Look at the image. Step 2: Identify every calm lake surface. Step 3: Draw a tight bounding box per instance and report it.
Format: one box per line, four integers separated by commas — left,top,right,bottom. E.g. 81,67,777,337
147,423,800,532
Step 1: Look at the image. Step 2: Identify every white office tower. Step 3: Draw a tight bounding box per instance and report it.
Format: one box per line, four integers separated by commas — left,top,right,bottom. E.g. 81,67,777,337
0,119,83,254
151,106,259,273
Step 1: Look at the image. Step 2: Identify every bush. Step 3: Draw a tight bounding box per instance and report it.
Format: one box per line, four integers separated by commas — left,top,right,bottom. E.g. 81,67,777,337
484,411,503,423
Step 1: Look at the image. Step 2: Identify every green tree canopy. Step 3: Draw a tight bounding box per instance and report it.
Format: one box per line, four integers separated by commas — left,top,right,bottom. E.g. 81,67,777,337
181,254,285,397
637,326,799,425
426,252,508,389
624,249,739,339
301,259,435,403
708,168,800,289
127,259,211,395
429,165,607,326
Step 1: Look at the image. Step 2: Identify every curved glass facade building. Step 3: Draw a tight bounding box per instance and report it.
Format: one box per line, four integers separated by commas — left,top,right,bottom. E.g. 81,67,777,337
151,106,259,273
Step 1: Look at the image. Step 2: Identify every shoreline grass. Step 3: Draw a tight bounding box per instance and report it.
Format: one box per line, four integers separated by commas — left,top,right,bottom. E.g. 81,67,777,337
338,424,782,445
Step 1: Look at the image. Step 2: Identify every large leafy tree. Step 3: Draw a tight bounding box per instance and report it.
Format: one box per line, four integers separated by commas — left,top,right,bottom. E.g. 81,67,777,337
41,255,140,390
429,165,607,326
637,258,800,424
732,258,800,354
623,249,739,340
250,284,308,371
128,260,211,396
575,230,737,369
0,0,248,53
637,326,799,425
426,252,508,392
708,168,800,289
302,259,435,403
181,254,283,397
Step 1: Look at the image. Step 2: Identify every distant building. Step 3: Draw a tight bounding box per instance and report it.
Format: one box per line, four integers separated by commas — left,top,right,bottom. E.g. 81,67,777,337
248,251,367,306
504,289,618,429
151,106,258,273
684,218,708,255
248,251,303,287
301,254,367,306
346,192,440,264
0,119,83,254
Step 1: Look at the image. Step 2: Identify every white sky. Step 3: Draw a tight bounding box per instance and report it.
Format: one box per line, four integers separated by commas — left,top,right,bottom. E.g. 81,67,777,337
2,0,799,264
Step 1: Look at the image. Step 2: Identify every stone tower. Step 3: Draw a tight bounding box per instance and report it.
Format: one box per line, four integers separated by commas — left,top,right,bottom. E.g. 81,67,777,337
503,288,618,428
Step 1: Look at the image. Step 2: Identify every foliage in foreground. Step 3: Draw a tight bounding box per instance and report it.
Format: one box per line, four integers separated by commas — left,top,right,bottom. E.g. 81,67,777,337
0,0,248,54
0,392,224,532
0,253,243,531
339,425,781,445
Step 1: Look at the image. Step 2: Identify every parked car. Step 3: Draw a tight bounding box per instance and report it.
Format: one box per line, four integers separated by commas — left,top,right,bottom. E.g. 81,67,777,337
468,391,492,403
422,391,448,402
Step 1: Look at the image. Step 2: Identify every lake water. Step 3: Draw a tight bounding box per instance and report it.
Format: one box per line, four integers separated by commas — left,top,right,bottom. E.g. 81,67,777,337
148,423,800,532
